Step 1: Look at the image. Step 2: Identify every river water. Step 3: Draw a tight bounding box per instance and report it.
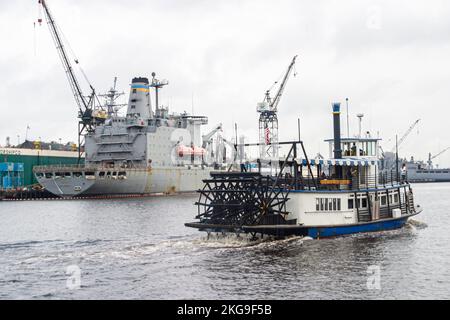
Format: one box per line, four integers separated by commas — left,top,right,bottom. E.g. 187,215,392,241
0,183,448,299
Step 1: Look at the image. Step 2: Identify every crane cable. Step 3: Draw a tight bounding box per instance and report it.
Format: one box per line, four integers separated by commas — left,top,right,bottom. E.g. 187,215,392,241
38,4,96,100
263,57,298,106
58,26,96,93
264,70,284,101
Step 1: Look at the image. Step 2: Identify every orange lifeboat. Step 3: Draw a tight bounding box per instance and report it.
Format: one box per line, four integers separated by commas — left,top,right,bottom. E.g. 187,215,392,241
177,146,206,157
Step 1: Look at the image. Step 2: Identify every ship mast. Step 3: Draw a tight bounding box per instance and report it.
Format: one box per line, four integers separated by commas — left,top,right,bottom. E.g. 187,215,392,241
150,72,169,117
98,77,126,117
39,0,100,161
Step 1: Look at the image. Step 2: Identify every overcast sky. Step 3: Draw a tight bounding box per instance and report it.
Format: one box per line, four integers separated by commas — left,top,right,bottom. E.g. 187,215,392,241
1,0,450,166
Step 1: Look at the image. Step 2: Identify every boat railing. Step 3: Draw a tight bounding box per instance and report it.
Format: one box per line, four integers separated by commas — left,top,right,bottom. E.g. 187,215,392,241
270,169,406,192
378,170,407,187
32,164,151,173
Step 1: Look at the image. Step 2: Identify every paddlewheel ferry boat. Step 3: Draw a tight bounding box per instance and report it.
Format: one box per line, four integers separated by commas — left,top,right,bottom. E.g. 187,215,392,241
186,103,422,239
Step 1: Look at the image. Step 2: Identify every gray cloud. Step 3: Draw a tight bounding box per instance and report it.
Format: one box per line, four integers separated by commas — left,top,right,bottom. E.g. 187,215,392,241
1,0,450,166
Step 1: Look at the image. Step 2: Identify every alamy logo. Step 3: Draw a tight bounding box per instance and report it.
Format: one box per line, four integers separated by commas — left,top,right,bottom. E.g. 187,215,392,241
366,265,381,290
66,265,81,290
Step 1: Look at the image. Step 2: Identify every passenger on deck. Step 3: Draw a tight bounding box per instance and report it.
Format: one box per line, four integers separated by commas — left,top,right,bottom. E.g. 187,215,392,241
351,143,357,156
401,163,407,183
345,167,352,180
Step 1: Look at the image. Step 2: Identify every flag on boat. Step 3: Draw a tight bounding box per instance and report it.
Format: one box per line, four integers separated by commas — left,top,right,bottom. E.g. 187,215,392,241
265,126,270,144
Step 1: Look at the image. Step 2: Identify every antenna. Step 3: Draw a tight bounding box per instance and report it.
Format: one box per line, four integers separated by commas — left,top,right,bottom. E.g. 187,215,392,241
396,135,399,182
346,98,350,138
98,77,126,117
357,113,364,138
25,125,30,141
150,72,169,112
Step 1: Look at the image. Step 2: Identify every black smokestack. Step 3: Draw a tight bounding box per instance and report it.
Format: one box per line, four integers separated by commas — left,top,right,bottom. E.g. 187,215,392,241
332,102,342,159
132,77,149,84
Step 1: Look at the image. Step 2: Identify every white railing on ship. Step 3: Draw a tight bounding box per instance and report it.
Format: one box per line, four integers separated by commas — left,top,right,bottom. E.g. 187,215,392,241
33,164,150,172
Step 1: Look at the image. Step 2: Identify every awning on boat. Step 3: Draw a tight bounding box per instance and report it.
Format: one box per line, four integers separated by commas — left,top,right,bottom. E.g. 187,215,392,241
295,158,379,166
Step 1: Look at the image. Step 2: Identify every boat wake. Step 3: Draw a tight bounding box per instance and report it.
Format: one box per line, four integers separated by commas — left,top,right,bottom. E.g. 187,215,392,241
406,219,428,230
191,234,308,250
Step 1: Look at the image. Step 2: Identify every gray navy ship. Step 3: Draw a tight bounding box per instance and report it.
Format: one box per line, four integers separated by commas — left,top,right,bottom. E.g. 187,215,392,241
33,0,224,197
405,151,450,183
382,150,450,183
34,75,219,197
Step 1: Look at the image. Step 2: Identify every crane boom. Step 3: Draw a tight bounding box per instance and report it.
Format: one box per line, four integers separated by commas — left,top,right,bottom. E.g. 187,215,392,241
430,146,450,161
202,123,223,149
40,0,89,113
39,0,100,161
270,55,298,111
390,119,420,153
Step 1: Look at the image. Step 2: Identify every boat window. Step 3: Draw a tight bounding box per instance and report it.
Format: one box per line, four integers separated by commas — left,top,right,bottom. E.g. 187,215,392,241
381,196,387,206
64,172,71,177
36,173,44,178
112,172,117,176
99,172,106,178
85,172,95,176
106,172,111,177
317,198,342,211
394,194,399,203
55,172,63,177
45,173,53,179
73,172,82,178
443,171,449,174
361,198,368,208
389,195,393,203
348,199,354,209
118,172,126,177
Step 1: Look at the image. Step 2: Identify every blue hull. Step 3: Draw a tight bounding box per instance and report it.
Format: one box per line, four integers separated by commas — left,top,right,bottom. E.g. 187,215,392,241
240,214,417,239
306,216,411,239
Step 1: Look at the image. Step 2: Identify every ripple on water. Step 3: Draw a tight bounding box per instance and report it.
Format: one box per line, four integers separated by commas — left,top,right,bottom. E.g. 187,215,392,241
0,188,447,299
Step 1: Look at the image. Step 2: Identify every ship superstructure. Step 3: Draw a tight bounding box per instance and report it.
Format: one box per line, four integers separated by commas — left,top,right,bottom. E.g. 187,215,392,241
34,75,219,196
33,0,223,197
